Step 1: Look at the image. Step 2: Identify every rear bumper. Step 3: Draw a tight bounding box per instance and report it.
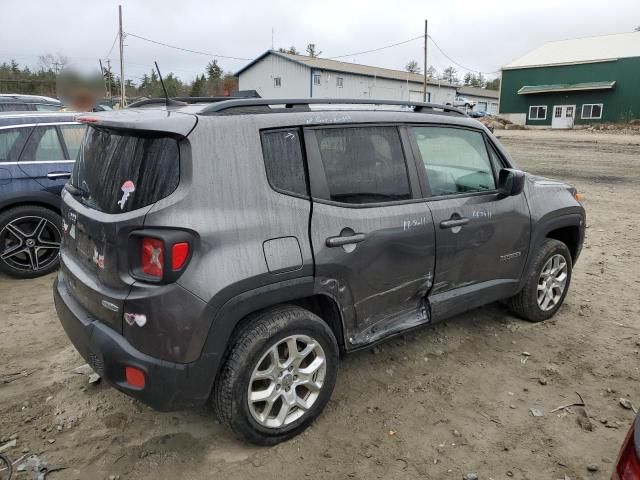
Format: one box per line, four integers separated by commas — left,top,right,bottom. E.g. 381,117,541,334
54,273,219,411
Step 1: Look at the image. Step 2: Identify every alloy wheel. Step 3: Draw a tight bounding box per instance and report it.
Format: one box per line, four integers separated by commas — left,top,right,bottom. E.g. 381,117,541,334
537,253,568,311
248,334,326,429
0,216,61,273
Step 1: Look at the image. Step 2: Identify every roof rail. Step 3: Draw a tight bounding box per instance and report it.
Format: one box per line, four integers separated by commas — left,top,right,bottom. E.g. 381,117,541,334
127,97,234,108
198,98,467,116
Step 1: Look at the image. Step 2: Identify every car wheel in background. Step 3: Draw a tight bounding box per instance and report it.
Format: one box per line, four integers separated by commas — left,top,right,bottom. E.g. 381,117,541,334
0,205,62,279
508,239,573,322
213,305,339,446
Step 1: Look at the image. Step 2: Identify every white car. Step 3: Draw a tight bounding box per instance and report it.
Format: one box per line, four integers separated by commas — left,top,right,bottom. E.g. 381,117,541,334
446,96,476,109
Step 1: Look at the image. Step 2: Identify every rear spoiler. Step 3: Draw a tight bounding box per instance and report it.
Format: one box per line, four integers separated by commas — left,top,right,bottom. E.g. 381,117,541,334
76,109,198,138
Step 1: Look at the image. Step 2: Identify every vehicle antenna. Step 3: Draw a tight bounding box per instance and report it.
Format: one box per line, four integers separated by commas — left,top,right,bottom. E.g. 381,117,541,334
154,61,170,107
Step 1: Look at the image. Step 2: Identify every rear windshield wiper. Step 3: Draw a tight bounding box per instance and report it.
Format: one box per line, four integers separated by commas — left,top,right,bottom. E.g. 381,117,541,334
65,183,89,198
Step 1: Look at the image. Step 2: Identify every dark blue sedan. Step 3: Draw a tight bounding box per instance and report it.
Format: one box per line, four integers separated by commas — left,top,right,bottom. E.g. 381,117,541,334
0,112,85,278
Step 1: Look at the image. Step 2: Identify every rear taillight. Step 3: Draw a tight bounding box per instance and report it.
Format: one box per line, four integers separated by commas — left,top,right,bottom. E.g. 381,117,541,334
172,242,189,270
130,230,194,283
616,422,640,479
141,237,164,278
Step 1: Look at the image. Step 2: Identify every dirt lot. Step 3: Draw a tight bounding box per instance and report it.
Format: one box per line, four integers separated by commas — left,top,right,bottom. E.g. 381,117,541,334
1,129,639,480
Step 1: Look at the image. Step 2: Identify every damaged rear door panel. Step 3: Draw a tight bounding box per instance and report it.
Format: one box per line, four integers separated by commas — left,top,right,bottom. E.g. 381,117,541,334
305,124,436,348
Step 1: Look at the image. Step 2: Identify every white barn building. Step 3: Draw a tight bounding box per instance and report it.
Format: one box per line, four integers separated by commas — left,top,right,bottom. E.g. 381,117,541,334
236,50,458,104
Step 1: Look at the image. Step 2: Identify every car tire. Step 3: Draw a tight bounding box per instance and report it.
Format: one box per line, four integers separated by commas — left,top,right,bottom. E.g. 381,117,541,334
213,305,339,446
0,205,62,279
508,239,572,322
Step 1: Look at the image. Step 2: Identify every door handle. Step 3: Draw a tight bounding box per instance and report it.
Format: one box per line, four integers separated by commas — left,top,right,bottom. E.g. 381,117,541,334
326,233,367,248
440,217,470,229
47,172,71,180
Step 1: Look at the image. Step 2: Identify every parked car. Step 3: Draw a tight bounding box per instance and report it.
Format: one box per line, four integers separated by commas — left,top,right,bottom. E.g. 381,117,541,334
446,96,476,109
0,112,85,278
613,412,640,479
470,110,488,118
53,98,585,446
0,94,64,112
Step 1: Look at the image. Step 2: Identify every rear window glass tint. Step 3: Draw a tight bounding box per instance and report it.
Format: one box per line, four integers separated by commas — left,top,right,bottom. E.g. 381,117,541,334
71,126,180,213
261,129,308,196
315,126,411,204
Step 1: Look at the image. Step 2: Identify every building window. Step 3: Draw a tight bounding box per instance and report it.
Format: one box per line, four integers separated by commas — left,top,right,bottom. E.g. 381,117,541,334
313,74,321,85
529,105,547,120
273,77,281,88
336,77,343,88
581,104,603,120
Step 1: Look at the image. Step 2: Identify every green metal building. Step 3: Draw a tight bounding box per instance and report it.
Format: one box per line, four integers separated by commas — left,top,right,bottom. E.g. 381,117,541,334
499,32,640,128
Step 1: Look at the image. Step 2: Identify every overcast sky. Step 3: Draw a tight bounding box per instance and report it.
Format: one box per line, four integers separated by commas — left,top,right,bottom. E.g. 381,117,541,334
2,0,639,84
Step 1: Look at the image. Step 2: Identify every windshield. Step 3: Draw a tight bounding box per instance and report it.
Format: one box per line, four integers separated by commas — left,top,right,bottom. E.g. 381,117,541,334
70,126,180,213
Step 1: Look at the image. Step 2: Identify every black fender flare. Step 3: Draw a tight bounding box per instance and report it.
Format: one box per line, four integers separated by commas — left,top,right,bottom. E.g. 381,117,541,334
518,212,585,291
194,276,346,397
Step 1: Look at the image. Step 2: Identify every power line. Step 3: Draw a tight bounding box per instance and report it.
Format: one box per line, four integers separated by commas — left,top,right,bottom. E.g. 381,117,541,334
327,35,424,59
124,32,252,61
427,35,500,75
103,31,119,60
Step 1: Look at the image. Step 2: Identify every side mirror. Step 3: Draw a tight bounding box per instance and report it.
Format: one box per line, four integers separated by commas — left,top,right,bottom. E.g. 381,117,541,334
498,168,525,197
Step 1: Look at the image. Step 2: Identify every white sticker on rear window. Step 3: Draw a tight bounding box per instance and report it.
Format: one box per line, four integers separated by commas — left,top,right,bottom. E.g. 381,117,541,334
117,180,136,210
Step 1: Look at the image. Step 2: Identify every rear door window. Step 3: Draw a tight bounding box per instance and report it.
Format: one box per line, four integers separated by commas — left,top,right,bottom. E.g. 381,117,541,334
20,126,66,161
0,127,30,162
70,126,180,213
261,129,308,197
314,126,411,204
412,126,496,196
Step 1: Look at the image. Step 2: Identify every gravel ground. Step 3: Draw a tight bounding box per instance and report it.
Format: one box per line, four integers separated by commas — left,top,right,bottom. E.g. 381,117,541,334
1,128,639,480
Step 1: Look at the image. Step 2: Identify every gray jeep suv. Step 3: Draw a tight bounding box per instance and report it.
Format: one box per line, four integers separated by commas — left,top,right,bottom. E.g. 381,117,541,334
53,98,585,445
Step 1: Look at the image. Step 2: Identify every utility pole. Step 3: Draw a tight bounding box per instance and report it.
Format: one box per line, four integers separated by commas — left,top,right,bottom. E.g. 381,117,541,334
423,19,428,102
118,5,126,108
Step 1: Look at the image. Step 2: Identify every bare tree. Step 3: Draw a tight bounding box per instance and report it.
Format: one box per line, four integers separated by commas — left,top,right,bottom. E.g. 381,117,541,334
38,53,68,74
405,60,421,74
441,66,459,84
306,44,322,57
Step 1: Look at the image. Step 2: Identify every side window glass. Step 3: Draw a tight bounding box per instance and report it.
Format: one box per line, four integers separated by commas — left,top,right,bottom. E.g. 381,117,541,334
59,124,86,160
0,127,30,162
315,126,411,204
21,126,65,162
413,127,496,196
261,129,308,197
35,104,63,112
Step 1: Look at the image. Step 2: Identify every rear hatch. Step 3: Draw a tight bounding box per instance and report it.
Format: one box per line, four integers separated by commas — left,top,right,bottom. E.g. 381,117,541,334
60,112,195,333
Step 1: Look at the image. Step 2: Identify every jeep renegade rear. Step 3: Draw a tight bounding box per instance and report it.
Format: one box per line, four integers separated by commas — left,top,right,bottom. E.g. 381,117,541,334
54,98,585,445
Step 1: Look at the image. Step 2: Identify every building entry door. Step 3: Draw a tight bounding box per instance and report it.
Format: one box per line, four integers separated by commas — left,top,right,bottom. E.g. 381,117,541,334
551,105,576,129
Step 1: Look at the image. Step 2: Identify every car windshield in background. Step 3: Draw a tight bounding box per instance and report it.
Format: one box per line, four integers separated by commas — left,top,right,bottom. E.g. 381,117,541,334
70,126,180,213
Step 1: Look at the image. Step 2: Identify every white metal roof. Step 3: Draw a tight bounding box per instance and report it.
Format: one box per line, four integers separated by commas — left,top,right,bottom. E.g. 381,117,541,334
503,32,640,70
237,50,458,88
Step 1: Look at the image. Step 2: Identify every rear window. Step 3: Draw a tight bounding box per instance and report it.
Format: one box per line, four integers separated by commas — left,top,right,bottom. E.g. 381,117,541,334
70,126,180,213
